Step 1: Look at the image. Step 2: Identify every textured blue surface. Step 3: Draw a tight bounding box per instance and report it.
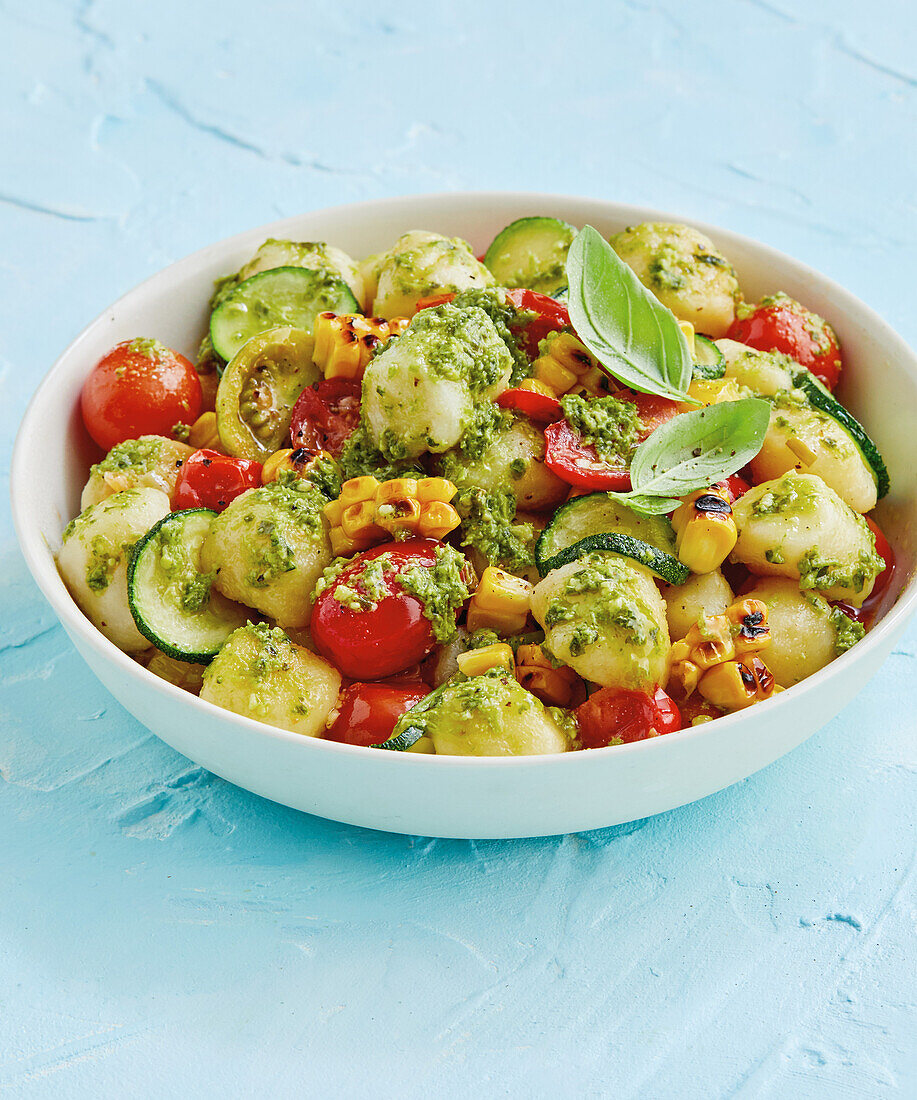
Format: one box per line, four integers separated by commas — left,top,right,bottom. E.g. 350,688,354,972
2,1,916,1096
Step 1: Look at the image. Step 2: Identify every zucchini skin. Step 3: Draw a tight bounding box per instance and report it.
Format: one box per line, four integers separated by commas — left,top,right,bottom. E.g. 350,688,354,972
691,334,726,379
538,531,690,585
484,216,576,296
791,368,889,498
373,725,425,752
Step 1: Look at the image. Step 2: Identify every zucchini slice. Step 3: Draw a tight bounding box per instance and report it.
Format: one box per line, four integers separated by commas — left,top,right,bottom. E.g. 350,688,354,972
536,492,677,575
692,334,726,379
128,509,249,662
374,725,425,752
216,326,320,461
484,216,576,296
791,368,890,498
210,266,359,363
538,532,690,585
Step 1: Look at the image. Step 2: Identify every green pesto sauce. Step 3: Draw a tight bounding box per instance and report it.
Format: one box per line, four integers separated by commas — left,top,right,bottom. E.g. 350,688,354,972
312,557,351,603
407,304,513,392
452,287,530,385
559,393,640,463
797,544,882,597
63,489,144,544
258,472,326,532
246,520,296,587
338,421,423,482
127,337,172,360
393,668,534,740
245,622,296,677
171,422,191,442
332,553,396,613
400,544,473,643
86,535,125,592
156,522,213,612
544,552,658,654
749,475,820,518
458,403,506,461
93,436,165,477
300,454,342,501
829,607,866,654
453,486,535,571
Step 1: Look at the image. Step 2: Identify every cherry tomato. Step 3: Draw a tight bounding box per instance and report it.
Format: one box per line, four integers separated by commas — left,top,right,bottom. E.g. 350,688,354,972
311,539,464,680
727,295,842,389
290,379,361,457
495,387,563,423
835,516,895,625
324,681,430,746
543,419,632,491
172,449,262,512
630,392,682,440
414,289,570,359
575,685,682,750
503,289,570,358
719,474,751,503
81,338,202,451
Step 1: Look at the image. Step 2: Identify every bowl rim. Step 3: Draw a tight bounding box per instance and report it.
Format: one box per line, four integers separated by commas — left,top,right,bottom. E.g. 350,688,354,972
11,189,917,771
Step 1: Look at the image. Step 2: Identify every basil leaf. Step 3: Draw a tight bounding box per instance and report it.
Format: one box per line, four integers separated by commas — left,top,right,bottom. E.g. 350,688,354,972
627,398,770,498
566,225,694,402
608,492,683,516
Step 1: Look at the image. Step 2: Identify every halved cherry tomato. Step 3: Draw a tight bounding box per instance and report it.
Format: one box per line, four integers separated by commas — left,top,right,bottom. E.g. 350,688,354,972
727,295,842,389
575,685,682,750
415,288,570,359
495,387,563,422
324,681,430,746
81,338,202,451
543,419,632,491
171,449,262,512
835,516,895,625
719,474,751,503
311,539,466,680
290,379,361,457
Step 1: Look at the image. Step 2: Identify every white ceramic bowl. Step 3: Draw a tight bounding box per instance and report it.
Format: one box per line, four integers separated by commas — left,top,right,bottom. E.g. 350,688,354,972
11,192,917,838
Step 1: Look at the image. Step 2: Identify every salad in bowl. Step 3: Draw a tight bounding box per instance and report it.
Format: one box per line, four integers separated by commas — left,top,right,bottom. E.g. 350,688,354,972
54,213,895,759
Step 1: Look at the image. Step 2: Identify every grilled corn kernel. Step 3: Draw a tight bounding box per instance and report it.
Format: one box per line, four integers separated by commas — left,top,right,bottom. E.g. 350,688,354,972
473,568,533,613
517,378,556,397
698,656,777,711
323,498,345,526
533,356,577,395
466,604,528,636
341,500,384,541
415,477,456,504
515,643,552,669
517,665,574,707
672,485,737,574
340,475,380,505
682,377,746,411
725,598,771,656
457,642,515,677
668,657,702,700
188,411,220,450
546,333,597,375
418,501,461,540
376,497,423,537
375,478,418,505
312,312,401,381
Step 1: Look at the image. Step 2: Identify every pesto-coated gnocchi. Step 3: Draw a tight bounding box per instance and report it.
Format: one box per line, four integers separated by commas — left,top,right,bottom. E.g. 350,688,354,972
664,569,734,641
731,471,883,606
200,622,341,736
80,435,193,510
715,341,796,396
58,487,171,651
201,477,331,629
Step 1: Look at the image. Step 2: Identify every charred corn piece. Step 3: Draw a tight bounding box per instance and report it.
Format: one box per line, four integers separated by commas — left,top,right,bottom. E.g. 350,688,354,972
415,477,456,504
340,500,383,542
725,598,771,656
698,656,778,711
517,666,574,707
376,497,423,537
340,476,380,505
262,447,335,485
418,501,461,540
667,655,702,700
188,411,221,450
457,642,515,677
515,643,552,669
325,475,460,553
672,485,737,574
532,333,600,396
312,312,405,381
466,568,533,635
680,377,746,412
517,378,557,397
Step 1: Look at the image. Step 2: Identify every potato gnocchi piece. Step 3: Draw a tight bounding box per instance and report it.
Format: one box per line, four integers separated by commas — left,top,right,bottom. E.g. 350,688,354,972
440,416,567,512
200,622,341,736
750,398,878,513
415,669,570,756
744,578,857,687
57,487,171,652
81,435,194,510
610,222,740,338
731,471,882,606
361,303,513,461
365,230,494,319
715,340,797,396
532,552,670,689
664,569,734,642
201,476,331,630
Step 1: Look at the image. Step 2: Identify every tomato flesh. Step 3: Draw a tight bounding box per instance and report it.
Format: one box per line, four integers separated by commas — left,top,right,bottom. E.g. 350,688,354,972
172,449,262,512
290,379,361,457
311,539,451,680
727,297,842,389
543,419,631,491
324,681,430,746
834,516,895,625
81,339,202,451
575,685,682,750
495,387,563,423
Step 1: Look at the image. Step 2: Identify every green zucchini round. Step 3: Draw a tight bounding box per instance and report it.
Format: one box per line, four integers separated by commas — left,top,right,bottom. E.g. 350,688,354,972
484,216,576,296
538,531,690,585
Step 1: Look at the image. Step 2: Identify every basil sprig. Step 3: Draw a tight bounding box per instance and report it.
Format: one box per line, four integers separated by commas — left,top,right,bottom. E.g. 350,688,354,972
566,225,694,401
610,398,771,514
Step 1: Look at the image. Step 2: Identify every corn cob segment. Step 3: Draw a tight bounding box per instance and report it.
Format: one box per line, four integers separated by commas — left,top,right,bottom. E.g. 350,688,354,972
671,483,738,575
323,475,460,556
466,567,533,635
312,312,410,381
532,333,608,397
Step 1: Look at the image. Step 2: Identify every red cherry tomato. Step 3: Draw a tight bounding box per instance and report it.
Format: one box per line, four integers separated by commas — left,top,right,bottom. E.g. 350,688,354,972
172,449,262,512
324,681,430,746
630,392,682,440
290,379,361,457
834,516,895,625
495,387,563,422
81,338,202,451
719,474,751,503
575,685,682,750
311,539,462,680
727,295,842,389
543,419,632,491
414,288,570,359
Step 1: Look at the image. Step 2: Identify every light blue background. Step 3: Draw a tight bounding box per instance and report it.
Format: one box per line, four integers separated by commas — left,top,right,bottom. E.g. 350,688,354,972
2,2,915,1096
